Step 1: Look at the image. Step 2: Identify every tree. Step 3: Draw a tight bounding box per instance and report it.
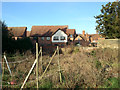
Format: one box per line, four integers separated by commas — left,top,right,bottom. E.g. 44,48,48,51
1,20,33,53
95,1,120,39
1,20,14,53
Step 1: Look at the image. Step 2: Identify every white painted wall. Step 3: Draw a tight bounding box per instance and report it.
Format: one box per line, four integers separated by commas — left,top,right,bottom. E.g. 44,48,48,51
52,30,67,43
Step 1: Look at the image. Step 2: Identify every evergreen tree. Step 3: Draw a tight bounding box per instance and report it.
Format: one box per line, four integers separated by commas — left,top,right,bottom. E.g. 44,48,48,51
1,20,14,53
1,20,33,53
95,1,120,39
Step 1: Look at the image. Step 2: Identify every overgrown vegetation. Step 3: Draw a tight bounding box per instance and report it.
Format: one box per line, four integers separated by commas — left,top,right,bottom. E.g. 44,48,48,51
2,47,119,89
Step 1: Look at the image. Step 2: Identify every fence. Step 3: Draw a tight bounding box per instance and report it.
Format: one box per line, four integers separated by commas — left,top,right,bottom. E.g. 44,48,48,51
1,43,62,89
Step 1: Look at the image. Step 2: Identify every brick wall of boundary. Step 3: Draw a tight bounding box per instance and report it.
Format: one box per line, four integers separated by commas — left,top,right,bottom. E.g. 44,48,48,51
97,39,120,49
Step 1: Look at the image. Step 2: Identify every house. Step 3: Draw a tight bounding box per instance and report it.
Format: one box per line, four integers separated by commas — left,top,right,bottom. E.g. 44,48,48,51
7,26,104,47
29,25,76,46
8,27,27,40
74,30,105,46
27,31,31,37
66,29,76,41
74,30,90,46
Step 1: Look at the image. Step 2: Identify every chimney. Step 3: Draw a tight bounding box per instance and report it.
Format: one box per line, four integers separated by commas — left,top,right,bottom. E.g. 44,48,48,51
82,30,85,36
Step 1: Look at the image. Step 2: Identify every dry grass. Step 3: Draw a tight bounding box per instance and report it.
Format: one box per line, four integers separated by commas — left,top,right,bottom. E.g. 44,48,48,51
2,47,119,88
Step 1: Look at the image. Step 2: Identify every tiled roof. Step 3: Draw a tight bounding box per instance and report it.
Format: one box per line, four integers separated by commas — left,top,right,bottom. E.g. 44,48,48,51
90,34,100,40
77,34,88,41
30,25,68,37
77,33,100,41
66,29,76,35
8,27,27,37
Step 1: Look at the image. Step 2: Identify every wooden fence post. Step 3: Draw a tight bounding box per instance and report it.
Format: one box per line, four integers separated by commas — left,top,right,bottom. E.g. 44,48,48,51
57,46,62,83
20,59,37,89
40,47,42,73
2,53,5,89
36,43,39,89
39,50,57,81
4,53,12,76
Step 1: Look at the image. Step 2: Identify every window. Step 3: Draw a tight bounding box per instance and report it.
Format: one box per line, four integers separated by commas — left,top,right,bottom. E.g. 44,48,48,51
33,37,37,40
33,37,38,42
70,34,73,38
60,36,65,40
41,37,44,40
53,36,59,40
47,37,50,40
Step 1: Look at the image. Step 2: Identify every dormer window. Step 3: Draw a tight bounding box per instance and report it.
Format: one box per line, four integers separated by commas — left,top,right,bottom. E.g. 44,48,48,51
53,36,59,40
60,36,65,40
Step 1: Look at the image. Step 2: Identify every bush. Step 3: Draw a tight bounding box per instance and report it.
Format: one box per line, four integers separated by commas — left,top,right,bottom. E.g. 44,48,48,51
3,37,33,54
15,38,33,53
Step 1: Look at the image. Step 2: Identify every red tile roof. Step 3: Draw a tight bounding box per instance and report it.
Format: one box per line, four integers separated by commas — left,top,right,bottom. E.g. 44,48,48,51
90,34,100,40
8,27,27,37
30,25,68,37
66,29,76,35
77,33,101,41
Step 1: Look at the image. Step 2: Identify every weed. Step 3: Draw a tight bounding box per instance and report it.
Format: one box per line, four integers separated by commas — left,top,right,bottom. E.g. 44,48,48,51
73,47,79,53
95,60,102,70
90,50,96,56
99,77,120,88
39,81,53,88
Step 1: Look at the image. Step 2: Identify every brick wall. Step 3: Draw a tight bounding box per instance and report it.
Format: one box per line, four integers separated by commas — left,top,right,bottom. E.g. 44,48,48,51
38,37,52,45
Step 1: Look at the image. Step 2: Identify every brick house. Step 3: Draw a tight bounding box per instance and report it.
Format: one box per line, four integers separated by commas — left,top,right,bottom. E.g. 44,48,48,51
29,25,76,47
8,27,27,40
26,31,31,37
74,30,105,46
8,26,104,47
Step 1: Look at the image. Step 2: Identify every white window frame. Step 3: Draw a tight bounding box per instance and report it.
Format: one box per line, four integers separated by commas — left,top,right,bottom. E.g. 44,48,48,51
53,36,59,40
60,36,66,40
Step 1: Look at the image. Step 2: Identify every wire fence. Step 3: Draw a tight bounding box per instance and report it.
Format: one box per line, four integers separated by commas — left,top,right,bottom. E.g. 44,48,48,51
1,44,61,89
0,57,29,64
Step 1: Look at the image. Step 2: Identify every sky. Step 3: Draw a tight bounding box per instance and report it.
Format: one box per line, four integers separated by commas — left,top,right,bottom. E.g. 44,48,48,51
2,1,114,34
